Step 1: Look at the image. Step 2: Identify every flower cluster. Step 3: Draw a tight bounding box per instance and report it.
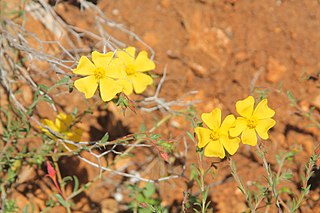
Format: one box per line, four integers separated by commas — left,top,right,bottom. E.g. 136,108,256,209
73,47,155,102
195,96,276,158
41,113,83,151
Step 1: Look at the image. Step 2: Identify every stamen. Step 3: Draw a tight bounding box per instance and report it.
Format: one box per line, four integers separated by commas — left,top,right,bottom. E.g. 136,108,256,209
210,131,220,140
94,67,105,80
247,116,258,128
125,64,136,75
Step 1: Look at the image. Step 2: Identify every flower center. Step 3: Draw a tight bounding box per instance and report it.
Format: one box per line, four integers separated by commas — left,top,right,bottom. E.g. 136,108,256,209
210,130,220,141
125,64,136,75
94,67,105,80
247,116,258,129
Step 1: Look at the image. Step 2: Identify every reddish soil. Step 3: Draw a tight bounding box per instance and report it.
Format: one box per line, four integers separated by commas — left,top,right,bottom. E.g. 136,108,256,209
2,0,320,212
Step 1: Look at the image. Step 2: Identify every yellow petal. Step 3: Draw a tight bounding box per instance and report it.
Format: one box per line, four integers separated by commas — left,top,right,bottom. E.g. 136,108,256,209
194,127,212,148
74,75,98,99
201,108,221,131
134,51,156,72
42,119,58,131
41,119,58,139
241,128,257,146
220,114,236,134
117,79,133,95
221,135,240,155
116,47,136,65
69,128,83,142
99,77,122,102
229,117,247,137
128,73,153,94
56,113,73,132
204,140,225,158
236,96,254,118
91,51,114,68
73,56,95,75
63,133,77,151
106,58,126,79
253,99,275,119
255,118,276,140
125,47,136,57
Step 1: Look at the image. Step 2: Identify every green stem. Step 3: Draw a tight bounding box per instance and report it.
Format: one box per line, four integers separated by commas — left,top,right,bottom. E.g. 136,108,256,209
114,114,172,163
229,157,255,212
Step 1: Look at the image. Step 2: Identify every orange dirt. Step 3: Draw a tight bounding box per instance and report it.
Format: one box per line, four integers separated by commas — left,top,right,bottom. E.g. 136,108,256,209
2,0,320,212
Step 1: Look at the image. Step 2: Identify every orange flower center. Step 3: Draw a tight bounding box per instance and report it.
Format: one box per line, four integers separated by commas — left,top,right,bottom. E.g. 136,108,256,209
247,116,258,129
125,64,136,75
210,130,220,141
94,67,105,80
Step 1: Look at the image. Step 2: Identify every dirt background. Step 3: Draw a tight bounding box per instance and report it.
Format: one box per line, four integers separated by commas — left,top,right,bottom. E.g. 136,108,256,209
2,0,320,212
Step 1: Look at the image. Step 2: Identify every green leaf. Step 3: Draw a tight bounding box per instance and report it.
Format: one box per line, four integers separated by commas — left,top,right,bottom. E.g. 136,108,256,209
38,84,49,92
41,96,54,104
287,91,297,105
279,186,292,194
56,76,70,85
73,176,79,194
143,183,156,198
150,134,161,140
139,123,146,133
100,132,109,144
186,131,194,141
55,194,68,207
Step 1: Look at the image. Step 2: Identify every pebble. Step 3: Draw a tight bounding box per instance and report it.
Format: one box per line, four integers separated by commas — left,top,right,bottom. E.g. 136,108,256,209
235,51,248,63
266,57,287,83
20,85,34,106
298,100,310,112
311,94,320,110
142,32,159,47
160,0,171,8
101,199,119,213
16,165,37,184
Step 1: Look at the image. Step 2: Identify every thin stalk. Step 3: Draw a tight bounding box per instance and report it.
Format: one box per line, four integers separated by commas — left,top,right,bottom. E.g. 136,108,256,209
256,145,290,213
114,114,172,164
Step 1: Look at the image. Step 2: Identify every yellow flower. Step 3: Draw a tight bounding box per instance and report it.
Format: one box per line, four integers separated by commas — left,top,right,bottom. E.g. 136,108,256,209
41,113,83,151
229,96,276,146
195,108,240,158
116,46,155,94
73,51,125,102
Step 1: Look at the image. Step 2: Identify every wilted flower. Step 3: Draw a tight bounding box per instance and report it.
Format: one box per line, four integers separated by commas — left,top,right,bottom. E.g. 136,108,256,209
41,113,82,151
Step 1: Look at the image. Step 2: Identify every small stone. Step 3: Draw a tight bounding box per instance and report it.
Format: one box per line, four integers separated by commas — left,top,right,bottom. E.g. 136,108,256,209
89,183,110,203
170,120,181,128
16,165,36,184
112,9,119,16
266,57,287,83
166,49,180,59
188,61,208,77
311,95,320,110
299,100,310,112
142,32,159,47
311,191,320,201
20,85,34,106
235,188,242,195
302,140,314,155
10,192,31,212
160,0,171,8
235,51,248,63
101,199,119,213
